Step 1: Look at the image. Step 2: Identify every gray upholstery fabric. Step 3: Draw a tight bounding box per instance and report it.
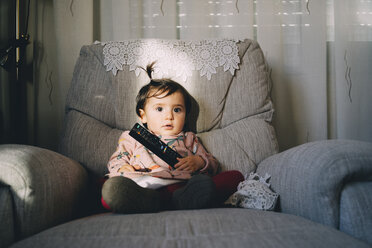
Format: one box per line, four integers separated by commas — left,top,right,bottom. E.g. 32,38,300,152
257,140,372,232
10,209,369,248
0,186,14,248
340,181,372,244
59,110,122,175
0,145,88,241
220,41,273,128
199,118,277,174
60,39,278,177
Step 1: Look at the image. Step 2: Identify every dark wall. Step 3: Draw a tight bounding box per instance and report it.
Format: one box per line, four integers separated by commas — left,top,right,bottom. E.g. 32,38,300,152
0,0,16,144
0,0,29,145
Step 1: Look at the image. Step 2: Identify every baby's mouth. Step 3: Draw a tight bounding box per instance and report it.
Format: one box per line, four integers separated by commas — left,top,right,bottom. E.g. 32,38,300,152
163,124,173,129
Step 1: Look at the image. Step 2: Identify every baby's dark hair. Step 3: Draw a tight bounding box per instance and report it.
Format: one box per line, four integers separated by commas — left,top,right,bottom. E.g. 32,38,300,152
135,62,192,118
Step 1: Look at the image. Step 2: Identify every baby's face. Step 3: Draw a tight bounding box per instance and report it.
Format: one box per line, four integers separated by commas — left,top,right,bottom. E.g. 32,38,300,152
139,90,186,136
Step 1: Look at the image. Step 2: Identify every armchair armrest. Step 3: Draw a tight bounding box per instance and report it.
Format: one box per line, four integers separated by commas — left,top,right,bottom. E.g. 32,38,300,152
256,140,372,229
0,144,88,244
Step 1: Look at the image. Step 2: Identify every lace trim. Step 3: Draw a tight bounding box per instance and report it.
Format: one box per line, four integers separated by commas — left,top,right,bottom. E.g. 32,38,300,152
225,173,279,211
97,39,241,81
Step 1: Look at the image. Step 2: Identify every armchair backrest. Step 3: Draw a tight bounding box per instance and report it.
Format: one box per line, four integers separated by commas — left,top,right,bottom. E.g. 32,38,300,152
59,39,278,177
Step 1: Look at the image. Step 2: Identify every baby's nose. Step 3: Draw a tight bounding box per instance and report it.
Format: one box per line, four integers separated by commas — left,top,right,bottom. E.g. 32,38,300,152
165,110,174,120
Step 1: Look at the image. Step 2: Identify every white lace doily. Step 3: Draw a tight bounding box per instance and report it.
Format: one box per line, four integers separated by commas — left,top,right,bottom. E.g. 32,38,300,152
225,173,279,211
98,39,241,81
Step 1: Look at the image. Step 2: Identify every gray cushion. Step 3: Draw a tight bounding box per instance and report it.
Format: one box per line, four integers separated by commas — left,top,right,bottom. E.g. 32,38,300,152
59,110,122,175
199,117,277,174
10,209,369,248
257,139,372,229
340,181,372,244
0,144,88,240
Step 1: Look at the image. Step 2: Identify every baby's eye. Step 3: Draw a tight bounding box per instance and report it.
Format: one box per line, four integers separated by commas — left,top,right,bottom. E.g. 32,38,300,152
156,107,163,112
174,107,182,113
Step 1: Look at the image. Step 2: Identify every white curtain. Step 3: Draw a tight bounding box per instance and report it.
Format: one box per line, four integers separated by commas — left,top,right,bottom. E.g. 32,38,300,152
330,0,372,144
31,0,372,151
30,0,93,149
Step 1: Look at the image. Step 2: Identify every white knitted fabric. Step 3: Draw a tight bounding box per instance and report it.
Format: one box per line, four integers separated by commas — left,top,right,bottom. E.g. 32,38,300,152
225,173,279,211
98,39,240,81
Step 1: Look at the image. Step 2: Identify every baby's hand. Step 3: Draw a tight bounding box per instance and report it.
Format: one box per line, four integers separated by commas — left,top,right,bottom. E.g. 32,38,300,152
174,155,205,172
118,164,135,172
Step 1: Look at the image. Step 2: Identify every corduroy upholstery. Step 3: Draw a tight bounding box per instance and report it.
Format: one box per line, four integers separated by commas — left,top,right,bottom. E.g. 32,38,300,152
1,39,371,248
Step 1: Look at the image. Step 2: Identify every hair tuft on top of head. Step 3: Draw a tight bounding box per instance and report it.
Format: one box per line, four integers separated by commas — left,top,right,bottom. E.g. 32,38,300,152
138,61,157,80
147,62,156,79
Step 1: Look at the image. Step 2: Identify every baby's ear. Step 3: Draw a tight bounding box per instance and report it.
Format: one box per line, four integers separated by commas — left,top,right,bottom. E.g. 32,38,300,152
139,109,147,124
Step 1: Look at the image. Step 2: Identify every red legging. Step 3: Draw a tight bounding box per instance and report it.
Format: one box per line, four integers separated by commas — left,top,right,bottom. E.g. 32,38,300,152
101,170,244,210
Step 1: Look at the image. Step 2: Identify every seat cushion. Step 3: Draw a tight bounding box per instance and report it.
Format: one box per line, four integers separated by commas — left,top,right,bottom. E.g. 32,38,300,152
11,208,368,248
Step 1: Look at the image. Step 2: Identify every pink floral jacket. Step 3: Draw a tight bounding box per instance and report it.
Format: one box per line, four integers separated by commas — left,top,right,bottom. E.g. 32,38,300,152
107,130,220,178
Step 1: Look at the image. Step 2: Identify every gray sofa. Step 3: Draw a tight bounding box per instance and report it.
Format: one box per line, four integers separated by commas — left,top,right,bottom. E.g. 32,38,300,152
1,39,371,248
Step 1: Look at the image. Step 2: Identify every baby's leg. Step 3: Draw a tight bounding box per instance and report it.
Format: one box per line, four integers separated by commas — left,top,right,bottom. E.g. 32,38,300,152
161,170,244,209
101,176,167,214
172,174,216,210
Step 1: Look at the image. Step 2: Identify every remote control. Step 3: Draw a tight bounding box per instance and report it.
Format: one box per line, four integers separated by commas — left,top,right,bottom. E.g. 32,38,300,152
129,123,182,169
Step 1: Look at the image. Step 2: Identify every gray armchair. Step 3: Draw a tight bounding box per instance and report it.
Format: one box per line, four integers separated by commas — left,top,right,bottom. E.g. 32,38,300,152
1,39,371,248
